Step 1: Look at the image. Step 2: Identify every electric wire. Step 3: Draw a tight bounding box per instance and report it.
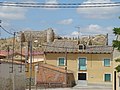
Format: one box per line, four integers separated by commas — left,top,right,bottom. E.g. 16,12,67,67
1,4,120,8
0,26,14,35
0,2,120,8
0,2,120,5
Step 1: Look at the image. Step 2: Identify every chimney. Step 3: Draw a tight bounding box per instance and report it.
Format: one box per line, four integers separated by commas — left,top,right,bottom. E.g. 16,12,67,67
106,33,108,45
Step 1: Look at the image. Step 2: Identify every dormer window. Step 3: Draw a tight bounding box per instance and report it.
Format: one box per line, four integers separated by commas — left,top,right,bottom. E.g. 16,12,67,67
79,44,86,50
79,45,83,50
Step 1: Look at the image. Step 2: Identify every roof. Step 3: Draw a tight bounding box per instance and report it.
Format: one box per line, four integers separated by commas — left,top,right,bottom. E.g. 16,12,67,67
0,50,44,56
44,40,113,54
0,54,6,59
0,59,25,65
28,58,44,63
39,63,73,73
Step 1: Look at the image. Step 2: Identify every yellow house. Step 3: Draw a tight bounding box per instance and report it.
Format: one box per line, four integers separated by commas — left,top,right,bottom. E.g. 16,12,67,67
113,49,120,90
44,40,113,87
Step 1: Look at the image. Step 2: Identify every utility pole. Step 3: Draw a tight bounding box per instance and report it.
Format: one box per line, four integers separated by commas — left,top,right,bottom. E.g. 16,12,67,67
29,34,32,90
0,20,1,54
65,47,67,86
0,20,15,89
7,45,10,60
11,32,15,90
10,32,15,73
106,33,108,45
20,32,25,72
0,19,1,62
0,21,16,73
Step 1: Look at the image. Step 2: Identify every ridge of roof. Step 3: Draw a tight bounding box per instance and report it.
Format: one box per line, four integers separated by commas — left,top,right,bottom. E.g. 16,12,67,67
44,40,113,53
39,63,73,73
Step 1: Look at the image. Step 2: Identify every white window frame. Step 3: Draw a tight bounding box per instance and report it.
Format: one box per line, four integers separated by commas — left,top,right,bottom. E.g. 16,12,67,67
78,57,87,71
57,57,66,66
119,77,120,87
103,58,111,67
103,73,112,82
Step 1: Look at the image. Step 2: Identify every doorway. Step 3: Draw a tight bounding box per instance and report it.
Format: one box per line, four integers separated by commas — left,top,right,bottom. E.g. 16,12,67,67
78,73,87,80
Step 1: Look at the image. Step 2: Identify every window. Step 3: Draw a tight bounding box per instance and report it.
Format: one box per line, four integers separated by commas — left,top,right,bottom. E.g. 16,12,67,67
118,77,120,87
79,58,87,70
58,58,65,66
79,44,86,50
104,59,110,66
104,74,111,82
79,45,83,50
119,77,120,87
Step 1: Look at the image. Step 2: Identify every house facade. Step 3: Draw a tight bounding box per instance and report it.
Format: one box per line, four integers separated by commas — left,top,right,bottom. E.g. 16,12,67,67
0,51,26,90
0,59,25,90
44,40,113,86
113,49,120,90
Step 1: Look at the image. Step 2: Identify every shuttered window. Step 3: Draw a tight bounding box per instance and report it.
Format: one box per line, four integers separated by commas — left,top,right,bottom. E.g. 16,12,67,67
104,74,111,82
58,58,65,66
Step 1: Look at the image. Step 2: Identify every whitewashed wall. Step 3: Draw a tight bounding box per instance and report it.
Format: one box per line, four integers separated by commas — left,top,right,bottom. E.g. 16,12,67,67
0,62,25,90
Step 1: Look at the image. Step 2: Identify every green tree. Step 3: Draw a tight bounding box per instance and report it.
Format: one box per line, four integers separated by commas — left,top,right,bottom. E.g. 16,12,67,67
113,22,120,72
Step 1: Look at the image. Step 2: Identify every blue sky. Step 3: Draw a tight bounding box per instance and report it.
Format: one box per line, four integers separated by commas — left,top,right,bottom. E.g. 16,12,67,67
0,0,120,45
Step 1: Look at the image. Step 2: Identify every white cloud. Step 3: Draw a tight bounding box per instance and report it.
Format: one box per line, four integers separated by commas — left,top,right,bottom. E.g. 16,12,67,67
80,24,113,34
0,6,27,20
67,24,114,38
71,31,79,36
46,0,58,3
77,0,120,19
45,0,58,10
0,0,36,20
58,19,73,25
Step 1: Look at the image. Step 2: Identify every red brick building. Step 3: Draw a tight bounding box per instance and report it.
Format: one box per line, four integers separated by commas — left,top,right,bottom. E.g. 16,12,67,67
36,63,75,88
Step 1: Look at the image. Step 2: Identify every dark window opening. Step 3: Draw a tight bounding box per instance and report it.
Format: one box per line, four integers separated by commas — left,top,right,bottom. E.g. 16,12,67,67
79,44,86,50
79,45,83,50
78,73,87,80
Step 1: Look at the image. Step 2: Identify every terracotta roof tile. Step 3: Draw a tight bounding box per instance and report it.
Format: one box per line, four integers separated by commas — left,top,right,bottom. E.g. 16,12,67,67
44,40,113,53
0,50,44,56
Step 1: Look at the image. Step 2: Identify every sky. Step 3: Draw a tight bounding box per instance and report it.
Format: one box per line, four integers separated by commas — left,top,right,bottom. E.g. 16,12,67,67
0,0,120,45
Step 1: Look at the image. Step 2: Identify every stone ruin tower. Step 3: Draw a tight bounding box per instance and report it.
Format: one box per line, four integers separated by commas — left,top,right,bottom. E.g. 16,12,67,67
47,28,54,43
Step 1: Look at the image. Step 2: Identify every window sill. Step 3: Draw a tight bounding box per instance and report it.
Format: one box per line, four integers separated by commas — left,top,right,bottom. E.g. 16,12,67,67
104,81,111,82
78,69,87,71
104,66,111,67
58,65,65,66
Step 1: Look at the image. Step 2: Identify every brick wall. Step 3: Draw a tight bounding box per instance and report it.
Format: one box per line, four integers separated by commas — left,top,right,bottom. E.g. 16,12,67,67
36,63,75,88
